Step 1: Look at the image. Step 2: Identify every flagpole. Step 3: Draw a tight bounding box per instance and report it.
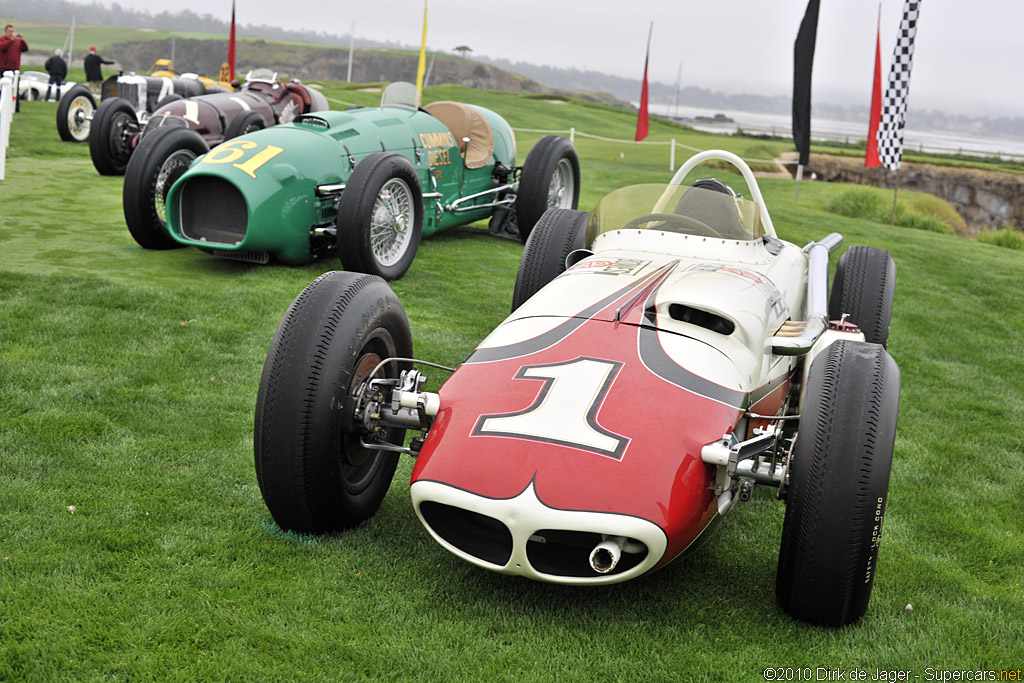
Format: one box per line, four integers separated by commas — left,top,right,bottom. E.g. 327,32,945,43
415,0,428,107
347,22,355,82
891,170,900,227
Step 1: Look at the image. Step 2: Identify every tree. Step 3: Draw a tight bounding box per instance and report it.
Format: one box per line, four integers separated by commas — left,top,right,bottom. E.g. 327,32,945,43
453,45,472,59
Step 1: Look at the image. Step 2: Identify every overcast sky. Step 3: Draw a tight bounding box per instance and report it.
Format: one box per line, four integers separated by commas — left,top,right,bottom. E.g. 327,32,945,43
79,0,1018,117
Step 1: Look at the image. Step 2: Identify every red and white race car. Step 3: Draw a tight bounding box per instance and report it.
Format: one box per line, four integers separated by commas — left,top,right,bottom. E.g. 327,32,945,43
254,150,901,627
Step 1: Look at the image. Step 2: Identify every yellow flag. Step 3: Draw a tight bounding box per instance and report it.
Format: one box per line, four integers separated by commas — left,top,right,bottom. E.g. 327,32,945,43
415,0,428,106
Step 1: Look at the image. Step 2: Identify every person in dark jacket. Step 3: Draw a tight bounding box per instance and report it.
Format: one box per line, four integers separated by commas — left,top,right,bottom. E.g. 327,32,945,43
45,48,68,101
0,24,29,111
84,46,114,95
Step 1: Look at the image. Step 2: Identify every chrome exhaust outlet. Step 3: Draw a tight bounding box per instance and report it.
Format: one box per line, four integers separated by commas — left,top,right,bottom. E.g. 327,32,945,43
589,536,626,574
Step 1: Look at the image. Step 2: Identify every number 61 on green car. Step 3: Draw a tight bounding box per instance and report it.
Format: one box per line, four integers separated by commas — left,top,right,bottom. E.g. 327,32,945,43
122,82,581,280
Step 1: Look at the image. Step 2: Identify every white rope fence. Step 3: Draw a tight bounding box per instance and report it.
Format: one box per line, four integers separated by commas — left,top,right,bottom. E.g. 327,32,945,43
513,126,789,172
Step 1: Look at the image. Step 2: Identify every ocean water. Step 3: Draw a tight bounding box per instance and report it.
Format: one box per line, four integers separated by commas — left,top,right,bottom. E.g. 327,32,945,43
646,103,1024,161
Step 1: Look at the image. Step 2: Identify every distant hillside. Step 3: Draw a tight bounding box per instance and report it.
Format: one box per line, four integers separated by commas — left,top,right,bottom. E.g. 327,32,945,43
104,38,631,109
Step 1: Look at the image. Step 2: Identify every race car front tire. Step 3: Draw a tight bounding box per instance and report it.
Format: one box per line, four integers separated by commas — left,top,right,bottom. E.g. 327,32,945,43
337,152,423,281
56,85,95,142
123,126,209,250
828,245,896,347
89,97,140,175
512,208,589,311
515,135,581,244
254,272,413,533
776,340,901,627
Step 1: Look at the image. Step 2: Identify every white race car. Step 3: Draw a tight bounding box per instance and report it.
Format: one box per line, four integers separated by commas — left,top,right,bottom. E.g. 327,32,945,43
17,71,76,101
253,150,901,627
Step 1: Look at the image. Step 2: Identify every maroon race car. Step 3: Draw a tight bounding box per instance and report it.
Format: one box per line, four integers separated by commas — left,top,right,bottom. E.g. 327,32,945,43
89,68,328,175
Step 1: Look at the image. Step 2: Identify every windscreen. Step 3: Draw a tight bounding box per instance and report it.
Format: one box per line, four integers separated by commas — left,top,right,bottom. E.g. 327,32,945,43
584,184,763,247
380,82,418,110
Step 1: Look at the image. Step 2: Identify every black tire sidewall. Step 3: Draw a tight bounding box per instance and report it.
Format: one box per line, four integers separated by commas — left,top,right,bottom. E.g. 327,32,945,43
512,208,589,311
122,127,209,250
829,246,897,347
89,97,138,175
516,135,581,243
776,340,901,626
224,110,266,140
154,93,184,111
254,272,413,533
337,153,423,281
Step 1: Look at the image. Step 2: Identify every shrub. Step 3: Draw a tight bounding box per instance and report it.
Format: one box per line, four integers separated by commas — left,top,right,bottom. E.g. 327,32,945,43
824,187,886,219
976,227,1024,251
824,186,956,234
904,193,967,235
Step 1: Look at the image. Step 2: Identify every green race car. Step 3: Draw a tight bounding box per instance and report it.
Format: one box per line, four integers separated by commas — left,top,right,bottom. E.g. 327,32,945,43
122,82,580,280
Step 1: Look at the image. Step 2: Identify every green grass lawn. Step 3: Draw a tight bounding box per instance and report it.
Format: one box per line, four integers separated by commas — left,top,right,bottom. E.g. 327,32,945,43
1,87,1022,680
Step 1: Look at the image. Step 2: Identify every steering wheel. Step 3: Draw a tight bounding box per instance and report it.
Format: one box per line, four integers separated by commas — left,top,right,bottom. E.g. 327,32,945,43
621,213,724,238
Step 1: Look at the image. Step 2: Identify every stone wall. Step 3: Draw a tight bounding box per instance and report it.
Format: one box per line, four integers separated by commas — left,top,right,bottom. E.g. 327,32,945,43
803,153,1024,232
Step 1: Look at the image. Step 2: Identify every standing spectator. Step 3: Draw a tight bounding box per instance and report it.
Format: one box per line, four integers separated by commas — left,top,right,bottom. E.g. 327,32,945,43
0,24,28,112
84,46,114,96
45,48,68,101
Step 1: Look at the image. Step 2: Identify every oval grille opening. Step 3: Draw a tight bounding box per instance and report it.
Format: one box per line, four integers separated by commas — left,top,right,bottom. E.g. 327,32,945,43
178,176,248,244
419,502,512,567
527,530,648,578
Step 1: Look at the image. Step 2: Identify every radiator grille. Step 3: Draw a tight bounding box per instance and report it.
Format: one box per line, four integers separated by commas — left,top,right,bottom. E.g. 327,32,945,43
178,176,248,245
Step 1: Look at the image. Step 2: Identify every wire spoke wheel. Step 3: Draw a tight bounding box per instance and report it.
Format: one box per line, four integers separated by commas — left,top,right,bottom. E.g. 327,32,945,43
154,149,199,227
547,157,576,210
369,178,414,268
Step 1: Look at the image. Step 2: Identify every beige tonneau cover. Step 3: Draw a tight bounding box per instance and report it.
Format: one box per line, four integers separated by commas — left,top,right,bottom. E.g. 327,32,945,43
423,101,495,169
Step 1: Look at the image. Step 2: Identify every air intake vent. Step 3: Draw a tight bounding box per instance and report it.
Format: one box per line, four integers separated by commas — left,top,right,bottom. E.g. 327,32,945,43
419,502,512,567
526,530,647,577
210,250,270,264
668,303,735,335
178,176,248,245
330,127,359,140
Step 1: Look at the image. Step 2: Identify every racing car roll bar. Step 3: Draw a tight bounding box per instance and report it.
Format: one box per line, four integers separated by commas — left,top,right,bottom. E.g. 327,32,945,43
768,232,843,356
668,149,777,238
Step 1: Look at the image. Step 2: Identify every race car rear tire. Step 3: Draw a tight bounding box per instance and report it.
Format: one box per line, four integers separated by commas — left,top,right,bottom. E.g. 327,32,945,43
515,135,581,244
828,246,896,347
89,97,140,176
123,127,209,250
511,208,589,311
224,110,266,139
776,340,901,627
337,152,423,281
254,271,413,533
56,85,96,142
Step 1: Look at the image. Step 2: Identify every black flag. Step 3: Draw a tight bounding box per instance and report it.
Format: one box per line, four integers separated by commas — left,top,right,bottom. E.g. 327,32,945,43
792,0,820,167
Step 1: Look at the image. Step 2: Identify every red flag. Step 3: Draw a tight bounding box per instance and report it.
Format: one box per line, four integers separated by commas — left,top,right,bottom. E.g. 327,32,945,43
228,0,236,82
635,23,652,142
865,7,883,167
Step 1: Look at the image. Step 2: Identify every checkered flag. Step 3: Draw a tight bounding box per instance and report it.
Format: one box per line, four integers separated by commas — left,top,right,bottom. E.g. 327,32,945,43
876,0,921,171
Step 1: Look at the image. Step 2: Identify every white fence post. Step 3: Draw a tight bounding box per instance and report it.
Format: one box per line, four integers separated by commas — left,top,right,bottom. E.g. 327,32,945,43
0,69,16,181
570,127,575,144
670,139,676,171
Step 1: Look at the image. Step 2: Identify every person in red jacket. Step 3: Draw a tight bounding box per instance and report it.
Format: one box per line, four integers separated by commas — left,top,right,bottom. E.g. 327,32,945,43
0,24,28,112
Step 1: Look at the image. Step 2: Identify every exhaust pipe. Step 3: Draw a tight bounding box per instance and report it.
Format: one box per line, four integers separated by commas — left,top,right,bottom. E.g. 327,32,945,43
589,536,627,574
